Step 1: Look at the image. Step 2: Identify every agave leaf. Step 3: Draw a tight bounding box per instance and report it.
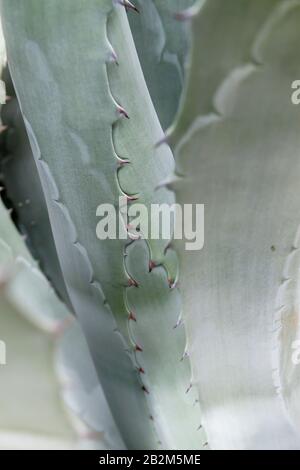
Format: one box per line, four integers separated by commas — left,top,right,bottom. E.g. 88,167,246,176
0,18,6,102
128,0,195,129
0,273,121,450
170,0,300,449
0,288,76,450
124,239,206,448
1,0,202,448
169,0,283,149
58,321,125,450
0,67,71,308
0,197,124,449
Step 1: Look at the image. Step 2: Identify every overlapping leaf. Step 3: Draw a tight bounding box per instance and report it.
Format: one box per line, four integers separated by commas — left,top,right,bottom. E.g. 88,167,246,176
0,198,123,449
170,0,300,449
1,0,202,449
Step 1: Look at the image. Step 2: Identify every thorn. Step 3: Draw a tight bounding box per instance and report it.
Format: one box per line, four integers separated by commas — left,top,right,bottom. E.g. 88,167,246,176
126,223,140,235
128,277,139,288
7,208,13,216
197,424,203,431
180,350,189,362
118,158,130,167
0,125,8,134
118,0,139,13
128,311,137,322
185,383,192,394
107,48,119,65
126,194,139,202
149,415,154,421
168,278,177,289
142,385,149,394
203,442,209,448
127,230,141,241
149,260,156,272
138,367,145,374
117,104,130,119
135,344,143,352
173,318,183,329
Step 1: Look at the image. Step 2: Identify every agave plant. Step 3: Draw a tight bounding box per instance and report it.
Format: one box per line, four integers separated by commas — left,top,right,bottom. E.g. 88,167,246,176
0,195,124,449
0,0,299,450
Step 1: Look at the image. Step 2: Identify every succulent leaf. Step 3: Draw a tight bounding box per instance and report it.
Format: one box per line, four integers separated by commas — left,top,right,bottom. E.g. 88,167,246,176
0,67,71,308
170,0,300,449
0,289,76,450
0,196,124,449
0,18,6,103
128,0,196,130
169,0,283,149
0,0,201,449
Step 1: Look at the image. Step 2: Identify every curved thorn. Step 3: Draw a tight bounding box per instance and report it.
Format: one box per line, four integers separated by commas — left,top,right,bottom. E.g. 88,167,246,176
117,104,130,119
149,260,156,272
118,0,139,13
107,48,119,65
128,311,137,322
128,277,139,288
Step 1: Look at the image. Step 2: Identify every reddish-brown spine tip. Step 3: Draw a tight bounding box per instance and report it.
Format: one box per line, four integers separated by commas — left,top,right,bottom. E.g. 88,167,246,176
117,105,130,119
108,49,119,65
148,260,156,272
168,278,177,289
126,194,139,202
128,311,137,322
118,158,131,167
128,278,139,288
173,319,182,329
119,0,139,13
